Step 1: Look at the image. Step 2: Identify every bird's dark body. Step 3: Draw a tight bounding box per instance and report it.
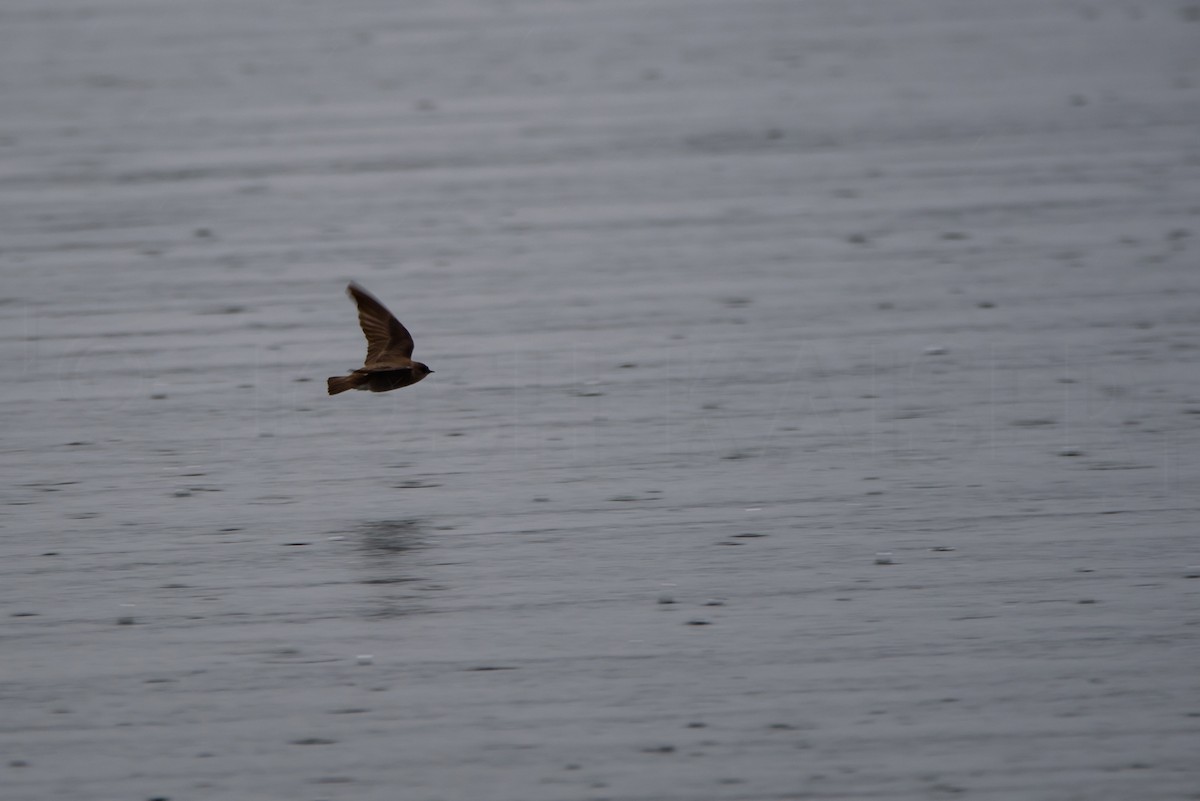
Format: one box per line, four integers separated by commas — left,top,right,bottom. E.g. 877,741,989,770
364,368,418,392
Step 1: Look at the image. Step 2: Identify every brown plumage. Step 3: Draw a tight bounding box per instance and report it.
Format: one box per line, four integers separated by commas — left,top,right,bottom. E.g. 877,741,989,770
327,282,433,395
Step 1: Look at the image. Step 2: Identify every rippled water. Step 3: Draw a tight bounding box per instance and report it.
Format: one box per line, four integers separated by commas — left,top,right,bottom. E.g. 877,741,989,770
2,1,1199,799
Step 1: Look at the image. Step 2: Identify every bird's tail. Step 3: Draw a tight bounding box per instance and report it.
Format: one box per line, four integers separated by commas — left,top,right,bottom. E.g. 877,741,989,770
327,374,362,395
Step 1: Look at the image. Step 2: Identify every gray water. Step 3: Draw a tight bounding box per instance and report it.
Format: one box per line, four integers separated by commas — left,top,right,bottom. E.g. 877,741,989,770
3,1,1199,799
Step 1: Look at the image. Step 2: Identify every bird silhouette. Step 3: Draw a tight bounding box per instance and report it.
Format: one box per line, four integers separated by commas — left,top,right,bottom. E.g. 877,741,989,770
327,282,433,395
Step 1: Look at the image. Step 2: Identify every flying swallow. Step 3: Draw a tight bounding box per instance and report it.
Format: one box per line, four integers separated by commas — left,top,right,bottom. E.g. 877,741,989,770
327,282,433,395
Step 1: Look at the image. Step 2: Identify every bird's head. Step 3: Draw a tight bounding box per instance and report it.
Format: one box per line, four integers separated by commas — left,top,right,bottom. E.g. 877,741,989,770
415,362,434,376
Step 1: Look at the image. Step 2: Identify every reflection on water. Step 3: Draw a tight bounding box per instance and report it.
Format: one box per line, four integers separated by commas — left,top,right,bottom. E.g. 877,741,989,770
357,519,425,554
352,519,433,619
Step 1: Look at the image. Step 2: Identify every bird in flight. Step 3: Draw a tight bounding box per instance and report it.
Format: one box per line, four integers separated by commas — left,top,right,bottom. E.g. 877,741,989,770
327,282,433,395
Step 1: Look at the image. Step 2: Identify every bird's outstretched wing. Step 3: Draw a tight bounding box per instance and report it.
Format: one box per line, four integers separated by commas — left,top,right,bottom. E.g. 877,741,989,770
347,282,415,364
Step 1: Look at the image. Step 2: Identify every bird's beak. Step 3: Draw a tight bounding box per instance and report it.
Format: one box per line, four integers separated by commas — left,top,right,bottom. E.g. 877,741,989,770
428,370,435,373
